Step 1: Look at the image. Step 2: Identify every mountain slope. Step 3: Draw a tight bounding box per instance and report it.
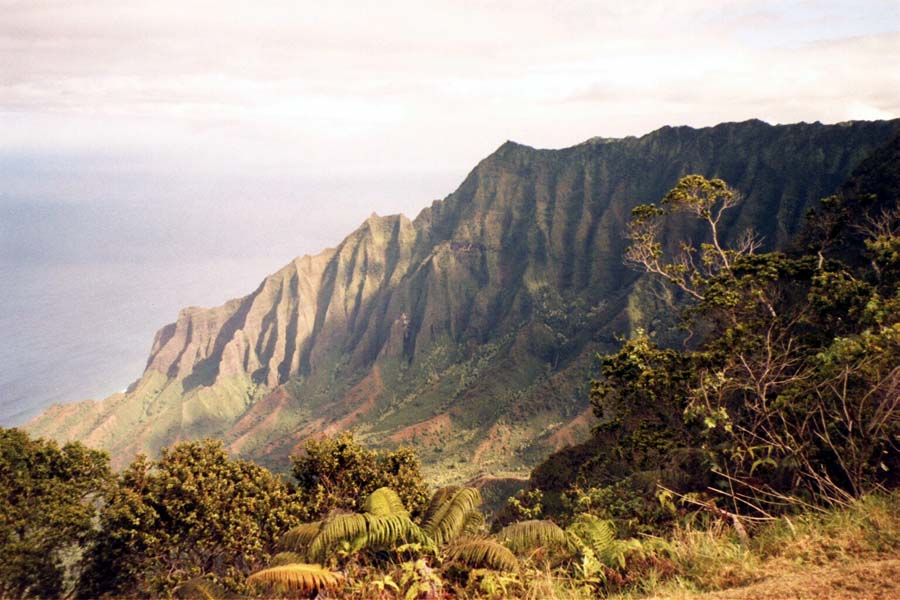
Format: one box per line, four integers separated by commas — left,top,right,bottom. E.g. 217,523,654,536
27,119,900,482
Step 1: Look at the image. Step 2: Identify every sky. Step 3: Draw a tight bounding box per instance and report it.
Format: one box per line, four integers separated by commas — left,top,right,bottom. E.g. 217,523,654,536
0,0,898,423
2,1,898,221
1,0,898,267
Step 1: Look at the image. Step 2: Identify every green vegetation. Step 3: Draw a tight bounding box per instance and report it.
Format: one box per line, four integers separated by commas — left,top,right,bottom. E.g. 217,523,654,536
0,429,110,598
77,440,305,598
4,128,899,597
620,491,900,599
1,427,897,598
292,431,430,519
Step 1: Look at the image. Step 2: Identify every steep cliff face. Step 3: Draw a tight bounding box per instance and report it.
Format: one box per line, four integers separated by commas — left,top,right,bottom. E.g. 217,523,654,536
27,119,900,482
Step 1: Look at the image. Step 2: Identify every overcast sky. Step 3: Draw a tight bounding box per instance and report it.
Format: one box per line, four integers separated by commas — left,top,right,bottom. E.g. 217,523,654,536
2,0,899,260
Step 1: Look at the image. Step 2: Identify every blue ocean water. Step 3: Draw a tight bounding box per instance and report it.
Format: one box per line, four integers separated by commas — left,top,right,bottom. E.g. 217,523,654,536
0,256,287,425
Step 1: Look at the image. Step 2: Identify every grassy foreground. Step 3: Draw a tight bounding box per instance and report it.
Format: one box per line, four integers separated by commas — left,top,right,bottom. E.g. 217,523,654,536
529,493,900,600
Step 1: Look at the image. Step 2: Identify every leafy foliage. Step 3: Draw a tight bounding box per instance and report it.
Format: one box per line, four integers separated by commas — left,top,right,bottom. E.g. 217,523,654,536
247,562,343,595
281,521,322,555
422,487,484,546
268,551,308,566
445,538,520,572
364,486,410,517
461,508,487,536
565,514,643,570
495,520,569,555
501,488,544,523
421,486,461,525
282,487,430,566
397,558,443,600
530,136,900,530
307,513,427,564
171,576,225,600
78,439,304,598
0,428,110,599
292,432,429,519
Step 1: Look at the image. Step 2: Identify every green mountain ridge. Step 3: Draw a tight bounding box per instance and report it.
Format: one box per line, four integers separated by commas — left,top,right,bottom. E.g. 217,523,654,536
26,119,900,483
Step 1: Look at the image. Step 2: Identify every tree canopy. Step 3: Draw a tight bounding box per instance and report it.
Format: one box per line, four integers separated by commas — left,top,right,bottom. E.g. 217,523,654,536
78,439,305,598
0,428,111,599
291,431,430,520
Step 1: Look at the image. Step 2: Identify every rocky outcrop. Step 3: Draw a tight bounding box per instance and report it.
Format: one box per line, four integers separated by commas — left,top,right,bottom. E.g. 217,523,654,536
27,119,900,481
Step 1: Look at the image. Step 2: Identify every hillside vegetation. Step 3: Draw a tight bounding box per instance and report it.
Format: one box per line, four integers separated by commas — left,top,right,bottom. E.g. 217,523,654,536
3,126,898,598
26,119,899,484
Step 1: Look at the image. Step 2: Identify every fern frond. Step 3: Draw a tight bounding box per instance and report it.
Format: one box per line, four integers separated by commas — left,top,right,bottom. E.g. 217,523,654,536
269,551,307,566
422,487,482,545
307,513,370,562
422,486,460,525
363,514,426,548
363,487,409,517
247,563,343,594
566,514,616,563
462,509,486,536
566,514,644,569
307,512,428,562
281,521,322,553
496,519,569,555
172,576,224,600
445,538,519,572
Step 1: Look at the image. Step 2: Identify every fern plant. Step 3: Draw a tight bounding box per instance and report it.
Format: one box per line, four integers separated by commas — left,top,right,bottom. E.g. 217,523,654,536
445,537,520,572
281,521,322,554
421,486,460,525
422,487,484,546
496,519,570,555
364,487,409,517
271,485,489,581
306,512,427,563
247,563,343,595
282,487,432,565
306,513,370,562
171,576,225,600
566,514,645,572
461,508,487,536
269,551,308,567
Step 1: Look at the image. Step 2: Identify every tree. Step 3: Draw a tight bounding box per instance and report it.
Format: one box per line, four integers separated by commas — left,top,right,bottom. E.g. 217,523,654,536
77,439,304,598
0,428,110,599
291,432,429,520
624,174,899,507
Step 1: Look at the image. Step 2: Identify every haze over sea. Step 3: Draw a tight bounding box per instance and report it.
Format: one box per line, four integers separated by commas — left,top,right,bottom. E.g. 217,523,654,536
0,167,459,426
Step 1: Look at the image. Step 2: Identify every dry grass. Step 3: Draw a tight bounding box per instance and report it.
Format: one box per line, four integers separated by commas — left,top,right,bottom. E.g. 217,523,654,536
752,493,900,564
619,491,900,600
693,558,900,600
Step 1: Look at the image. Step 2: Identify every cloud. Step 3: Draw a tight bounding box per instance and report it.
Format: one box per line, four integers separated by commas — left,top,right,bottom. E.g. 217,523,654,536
0,0,897,177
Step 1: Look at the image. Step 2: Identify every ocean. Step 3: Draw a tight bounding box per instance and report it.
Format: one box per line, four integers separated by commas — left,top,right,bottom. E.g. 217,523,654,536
0,256,289,425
